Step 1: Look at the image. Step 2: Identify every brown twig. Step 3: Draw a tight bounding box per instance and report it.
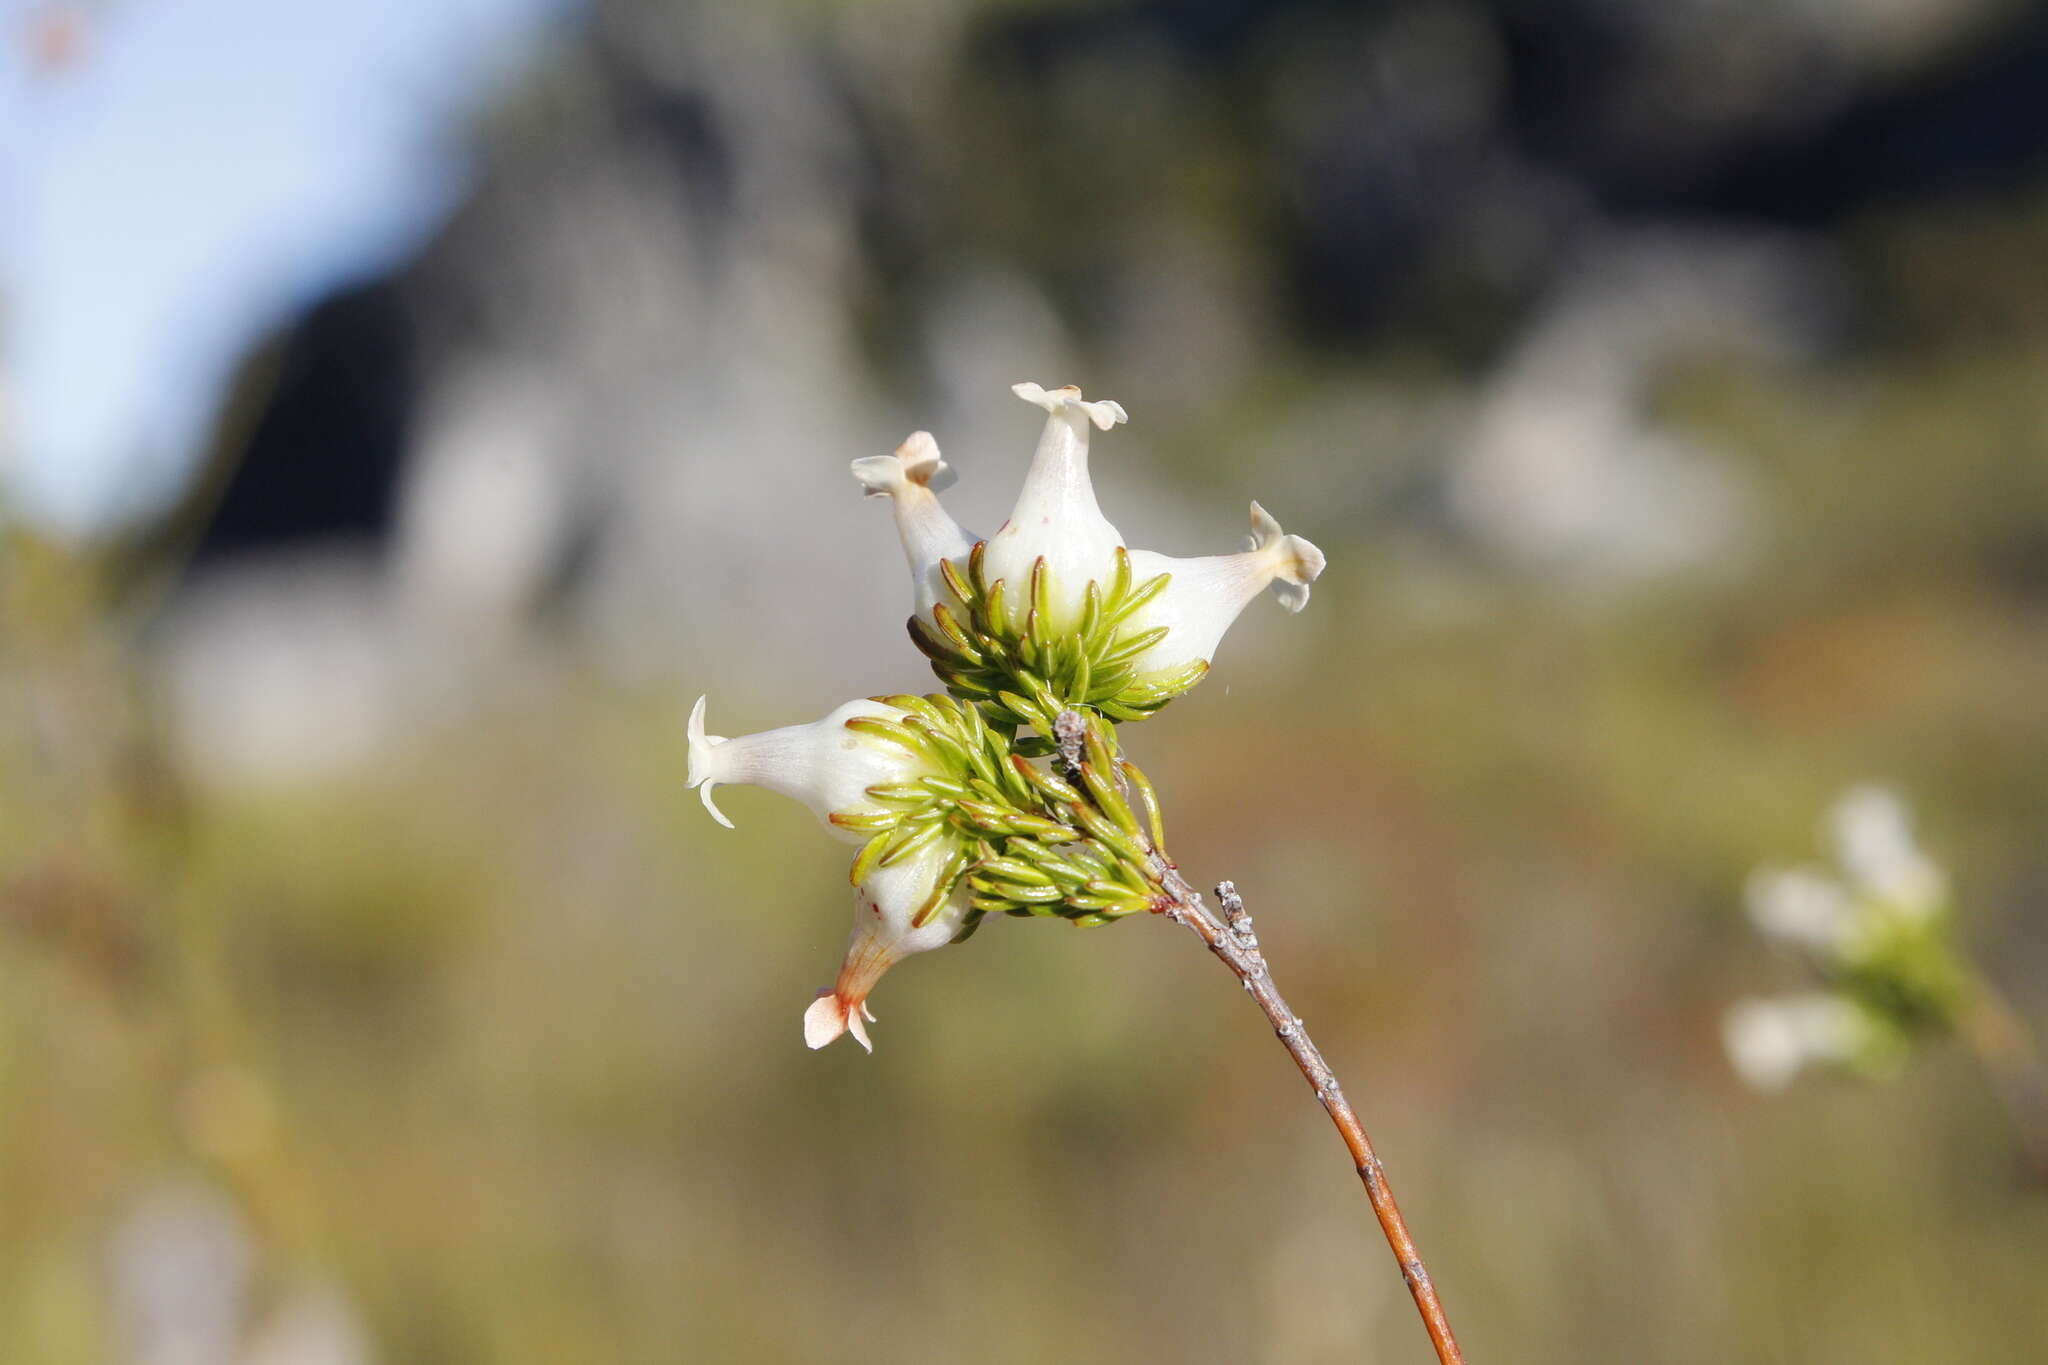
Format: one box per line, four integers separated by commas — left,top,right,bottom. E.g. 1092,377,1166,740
1050,710,1466,1363
1954,978,2048,1186
1156,870,1467,1365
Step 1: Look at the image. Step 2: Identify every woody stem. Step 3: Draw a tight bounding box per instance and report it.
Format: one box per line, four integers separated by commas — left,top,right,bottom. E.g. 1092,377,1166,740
1954,975,2048,1185
1050,711,1467,1365
1155,873,1468,1365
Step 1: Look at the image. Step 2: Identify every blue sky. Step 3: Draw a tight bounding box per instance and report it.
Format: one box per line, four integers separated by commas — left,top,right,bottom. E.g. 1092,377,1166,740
0,0,575,532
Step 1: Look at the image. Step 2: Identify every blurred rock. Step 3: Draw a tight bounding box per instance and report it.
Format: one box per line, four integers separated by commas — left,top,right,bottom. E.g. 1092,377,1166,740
106,1180,377,1365
1447,225,1840,583
140,0,2046,778
241,1283,375,1365
107,1181,251,1365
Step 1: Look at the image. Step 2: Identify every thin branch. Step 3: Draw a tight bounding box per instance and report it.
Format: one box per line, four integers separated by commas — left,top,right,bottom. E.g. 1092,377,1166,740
1152,866,1469,1365
1050,708,1465,1361
1955,978,2048,1186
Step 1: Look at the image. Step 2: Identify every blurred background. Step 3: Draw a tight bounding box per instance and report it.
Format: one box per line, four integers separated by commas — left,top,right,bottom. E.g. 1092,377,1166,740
3,0,2046,1360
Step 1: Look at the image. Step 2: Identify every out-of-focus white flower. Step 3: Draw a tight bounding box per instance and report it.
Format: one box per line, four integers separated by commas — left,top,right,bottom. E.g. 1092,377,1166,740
804,839,972,1053
687,695,927,836
979,382,1130,628
850,431,978,619
1722,994,1872,1091
1744,865,1857,956
1124,501,1326,675
1831,784,1946,918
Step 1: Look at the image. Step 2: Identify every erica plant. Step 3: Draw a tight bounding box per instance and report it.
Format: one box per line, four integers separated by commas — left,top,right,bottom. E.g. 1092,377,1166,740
689,382,1465,1364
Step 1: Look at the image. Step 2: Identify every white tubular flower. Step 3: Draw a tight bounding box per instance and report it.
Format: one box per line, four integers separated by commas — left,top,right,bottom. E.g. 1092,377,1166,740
1722,994,1873,1091
1744,865,1857,957
980,382,1129,628
892,383,1330,725
803,840,972,1053
851,431,979,620
687,695,927,839
1831,785,1947,919
1124,501,1328,676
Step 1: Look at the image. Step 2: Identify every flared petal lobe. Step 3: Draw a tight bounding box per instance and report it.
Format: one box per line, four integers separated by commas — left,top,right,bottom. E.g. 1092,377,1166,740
981,383,1129,629
802,839,973,1052
687,695,926,841
852,431,979,619
1123,501,1326,676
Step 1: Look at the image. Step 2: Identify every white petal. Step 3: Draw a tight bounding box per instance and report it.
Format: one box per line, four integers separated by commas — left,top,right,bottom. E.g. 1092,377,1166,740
1745,866,1856,955
686,696,734,829
1249,500,1327,614
1830,785,1946,917
1010,381,1127,432
1123,502,1326,674
685,696,924,841
1723,994,1870,1090
852,432,978,619
804,992,851,1050
1723,998,1806,1091
851,429,956,497
982,382,1129,627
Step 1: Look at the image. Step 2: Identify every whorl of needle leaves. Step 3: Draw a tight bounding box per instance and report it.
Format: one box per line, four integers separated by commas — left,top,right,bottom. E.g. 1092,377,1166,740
907,542,1210,732
839,693,1168,941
